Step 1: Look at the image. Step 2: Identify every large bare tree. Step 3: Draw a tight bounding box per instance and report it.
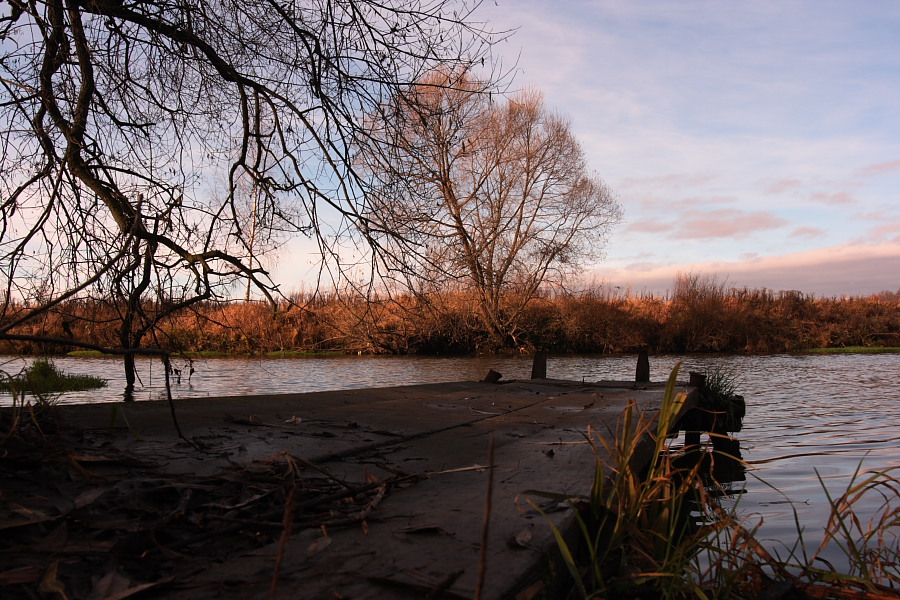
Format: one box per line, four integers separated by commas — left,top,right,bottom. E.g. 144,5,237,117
0,0,499,397
359,70,621,349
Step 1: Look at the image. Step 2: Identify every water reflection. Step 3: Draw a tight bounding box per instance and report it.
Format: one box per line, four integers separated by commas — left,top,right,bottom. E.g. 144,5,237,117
673,438,747,493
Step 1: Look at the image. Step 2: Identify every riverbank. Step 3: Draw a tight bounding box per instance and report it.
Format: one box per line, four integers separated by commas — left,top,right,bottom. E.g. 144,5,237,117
1,375,696,599
4,281,899,357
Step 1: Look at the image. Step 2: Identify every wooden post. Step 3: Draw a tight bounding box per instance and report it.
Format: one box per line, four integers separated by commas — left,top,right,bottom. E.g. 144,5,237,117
689,371,707,388
482,369,502,383
635,348,650,383
531,350,547,380
684,372,707,448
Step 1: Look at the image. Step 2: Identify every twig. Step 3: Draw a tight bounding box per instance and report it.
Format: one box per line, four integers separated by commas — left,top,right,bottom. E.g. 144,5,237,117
270,483,297,600
162,355,198,450
475,434,495,600
161,477,405,552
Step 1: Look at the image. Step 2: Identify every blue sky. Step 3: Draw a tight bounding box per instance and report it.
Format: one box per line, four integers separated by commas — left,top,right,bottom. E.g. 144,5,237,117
271,0,900,297
471,0,900,296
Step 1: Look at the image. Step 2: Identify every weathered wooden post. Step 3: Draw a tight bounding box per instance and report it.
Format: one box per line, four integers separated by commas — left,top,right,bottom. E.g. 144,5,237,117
635,347,650,383
482,369,502,383
688,371,707,388
531,350,547,379
683,371,708,448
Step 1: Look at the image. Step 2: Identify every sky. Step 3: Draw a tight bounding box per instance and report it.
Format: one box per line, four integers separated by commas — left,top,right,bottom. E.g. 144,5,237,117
270,0,900,298
468,0,900,297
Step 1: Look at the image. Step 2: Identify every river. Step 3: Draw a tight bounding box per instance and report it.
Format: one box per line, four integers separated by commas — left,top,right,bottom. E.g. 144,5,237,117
2,351,899,567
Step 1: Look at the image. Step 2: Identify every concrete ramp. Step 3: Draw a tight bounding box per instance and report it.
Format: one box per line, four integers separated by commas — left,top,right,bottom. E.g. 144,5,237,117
44,378,697,599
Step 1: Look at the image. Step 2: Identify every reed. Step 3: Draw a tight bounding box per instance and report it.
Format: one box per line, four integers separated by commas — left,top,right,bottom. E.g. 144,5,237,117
0,359,105,440
2,279,898,356
807,465,900,592
698,366,746,434
532,363,737,599
0,358,106,396
536,364,900,599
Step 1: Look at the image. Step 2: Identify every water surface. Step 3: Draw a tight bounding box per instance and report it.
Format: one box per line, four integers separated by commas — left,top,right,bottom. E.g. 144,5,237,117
2,352,898,566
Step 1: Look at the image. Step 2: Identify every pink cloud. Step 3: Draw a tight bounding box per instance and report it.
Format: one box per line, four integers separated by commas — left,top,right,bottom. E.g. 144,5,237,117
618,173,717,191
791,226,826,239
638,195,737,211
865,222,900,242
810,191,854,205
595,241,900,297
672,209,788,239
856,159,900,178
626,220,674,233
762,178,803,195
622,261,664,273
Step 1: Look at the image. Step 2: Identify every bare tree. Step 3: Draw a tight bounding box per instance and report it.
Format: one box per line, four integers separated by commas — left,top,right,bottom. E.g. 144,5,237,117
0,0,499,396
359,70,621,350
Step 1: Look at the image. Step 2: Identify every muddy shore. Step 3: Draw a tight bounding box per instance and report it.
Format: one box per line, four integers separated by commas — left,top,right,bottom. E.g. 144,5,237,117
1,377,695,599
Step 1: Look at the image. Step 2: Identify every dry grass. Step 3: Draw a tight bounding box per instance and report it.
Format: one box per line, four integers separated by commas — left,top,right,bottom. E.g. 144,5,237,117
1,278,898,356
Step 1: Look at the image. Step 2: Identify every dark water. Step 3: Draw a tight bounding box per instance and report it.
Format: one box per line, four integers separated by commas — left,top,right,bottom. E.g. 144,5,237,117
3,352,898,564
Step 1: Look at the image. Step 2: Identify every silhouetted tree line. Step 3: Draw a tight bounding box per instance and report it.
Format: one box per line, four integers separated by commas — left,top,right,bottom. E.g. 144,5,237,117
3,277,898,356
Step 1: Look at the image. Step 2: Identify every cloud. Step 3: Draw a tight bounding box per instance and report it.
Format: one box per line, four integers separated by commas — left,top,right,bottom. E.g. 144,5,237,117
762,178,804,195
671,209,788,240
594,241,900,297
790,226,826,239
637,195,737,211
856,159,900,178
625,219,674,234
618,173,718,191
810,191,854,205
865,222,900,242
454,1,900,300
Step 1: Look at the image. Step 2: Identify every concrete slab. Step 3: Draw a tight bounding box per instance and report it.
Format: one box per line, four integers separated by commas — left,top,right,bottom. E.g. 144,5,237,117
46,377,697,599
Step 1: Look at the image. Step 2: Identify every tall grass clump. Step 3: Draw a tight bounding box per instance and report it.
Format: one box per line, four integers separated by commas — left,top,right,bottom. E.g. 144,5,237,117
1,359,103,441
0,358,107,397
699,365,746,434
534,364,774,599
536,364,900,599
808,465,900,592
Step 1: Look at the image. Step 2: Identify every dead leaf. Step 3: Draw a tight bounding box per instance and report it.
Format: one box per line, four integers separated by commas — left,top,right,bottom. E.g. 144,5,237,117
39,561,67,600
306,534,332,557
87,570,131,600
87,572,174,600
74,487,108,509
0,504,60,530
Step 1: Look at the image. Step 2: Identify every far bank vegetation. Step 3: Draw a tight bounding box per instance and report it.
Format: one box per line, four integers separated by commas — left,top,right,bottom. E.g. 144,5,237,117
4,275,899,357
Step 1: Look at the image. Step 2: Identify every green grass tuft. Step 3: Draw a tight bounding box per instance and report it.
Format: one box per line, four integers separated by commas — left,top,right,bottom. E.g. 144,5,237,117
264,350,346,358
66,350,106,357
1,358,107,395
804,346,900,354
